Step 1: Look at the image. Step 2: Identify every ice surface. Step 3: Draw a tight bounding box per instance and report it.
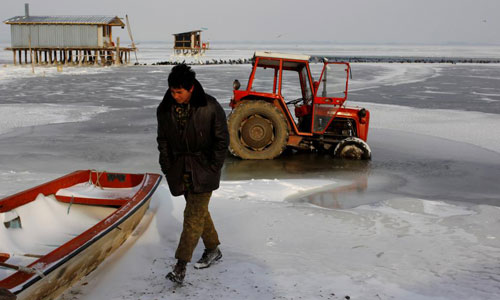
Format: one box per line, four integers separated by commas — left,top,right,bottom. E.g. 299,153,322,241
360,101,500,154
0,45,499,299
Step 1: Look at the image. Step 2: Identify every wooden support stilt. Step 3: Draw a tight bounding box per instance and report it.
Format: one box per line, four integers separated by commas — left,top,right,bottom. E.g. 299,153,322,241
7,47,133,67
28,35,34,72
115,37,120,65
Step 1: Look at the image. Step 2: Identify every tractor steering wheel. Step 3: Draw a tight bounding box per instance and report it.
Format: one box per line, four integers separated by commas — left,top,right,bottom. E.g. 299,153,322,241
286,98,303,105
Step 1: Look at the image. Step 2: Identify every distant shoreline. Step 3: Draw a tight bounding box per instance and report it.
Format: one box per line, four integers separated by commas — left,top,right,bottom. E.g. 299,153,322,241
151,56,500,66
312,56,500,64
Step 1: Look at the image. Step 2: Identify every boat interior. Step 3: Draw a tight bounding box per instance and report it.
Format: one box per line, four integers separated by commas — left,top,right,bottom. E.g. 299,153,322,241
0,170,148,280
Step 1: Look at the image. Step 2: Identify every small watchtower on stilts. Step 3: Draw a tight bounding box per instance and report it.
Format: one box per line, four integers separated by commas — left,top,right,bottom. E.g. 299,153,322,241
173,30,209,56
3,4,135,66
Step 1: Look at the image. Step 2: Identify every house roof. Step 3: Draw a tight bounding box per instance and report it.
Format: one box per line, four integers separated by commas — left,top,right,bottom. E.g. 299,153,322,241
173,30,202,36
3,15,125,26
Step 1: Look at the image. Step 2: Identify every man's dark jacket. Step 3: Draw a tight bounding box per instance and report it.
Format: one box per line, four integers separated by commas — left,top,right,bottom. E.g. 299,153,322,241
157,79,229,196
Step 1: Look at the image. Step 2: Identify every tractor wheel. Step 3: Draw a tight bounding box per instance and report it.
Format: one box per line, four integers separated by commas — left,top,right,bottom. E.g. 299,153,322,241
228,100,289,159
333,137,372,160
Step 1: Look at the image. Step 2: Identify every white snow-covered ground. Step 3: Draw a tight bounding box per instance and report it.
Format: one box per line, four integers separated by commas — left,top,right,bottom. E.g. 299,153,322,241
0,44,499,300
53,105,500,300
41,180,497,300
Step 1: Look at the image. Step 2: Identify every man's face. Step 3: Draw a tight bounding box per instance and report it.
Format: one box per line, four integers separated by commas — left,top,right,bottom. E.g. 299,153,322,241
171,86,194,104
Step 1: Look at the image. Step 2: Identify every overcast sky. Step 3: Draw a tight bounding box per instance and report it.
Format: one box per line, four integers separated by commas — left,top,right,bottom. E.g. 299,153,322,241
1,0,499,45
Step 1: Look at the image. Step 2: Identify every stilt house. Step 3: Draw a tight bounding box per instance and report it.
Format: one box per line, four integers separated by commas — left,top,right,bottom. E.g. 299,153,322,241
3,4,135,66
173,30,208,55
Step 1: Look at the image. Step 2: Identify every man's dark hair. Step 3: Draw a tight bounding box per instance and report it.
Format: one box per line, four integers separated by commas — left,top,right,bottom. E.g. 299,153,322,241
168,64,196,90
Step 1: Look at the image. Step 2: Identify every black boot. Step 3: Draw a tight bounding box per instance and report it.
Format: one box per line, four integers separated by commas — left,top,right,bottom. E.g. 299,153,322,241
194,247,222,269
166,260,187,284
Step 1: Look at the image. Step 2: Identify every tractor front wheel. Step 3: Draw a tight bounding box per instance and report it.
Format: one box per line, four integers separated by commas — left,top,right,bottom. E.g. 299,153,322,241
333,137,372,160
228,100,289,159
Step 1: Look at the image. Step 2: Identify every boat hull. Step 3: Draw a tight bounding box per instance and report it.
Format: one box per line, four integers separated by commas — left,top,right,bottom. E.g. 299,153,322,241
18,196,150,300
0,170,162,300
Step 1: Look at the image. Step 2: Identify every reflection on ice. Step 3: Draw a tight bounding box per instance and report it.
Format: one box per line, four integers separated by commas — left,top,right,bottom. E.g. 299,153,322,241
286,175,372,209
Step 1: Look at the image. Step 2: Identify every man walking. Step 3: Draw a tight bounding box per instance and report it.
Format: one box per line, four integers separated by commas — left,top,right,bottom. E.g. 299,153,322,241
157,64,229,284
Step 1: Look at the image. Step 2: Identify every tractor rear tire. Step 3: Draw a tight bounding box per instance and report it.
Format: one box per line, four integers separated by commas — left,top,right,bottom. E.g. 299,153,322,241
333,137,372,160
228,100,289,159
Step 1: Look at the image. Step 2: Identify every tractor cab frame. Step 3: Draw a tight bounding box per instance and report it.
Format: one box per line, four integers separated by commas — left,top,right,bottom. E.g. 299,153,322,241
228,51,371,160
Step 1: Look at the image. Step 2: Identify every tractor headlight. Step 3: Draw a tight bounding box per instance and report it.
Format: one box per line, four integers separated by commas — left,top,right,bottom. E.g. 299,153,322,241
358,108,367,118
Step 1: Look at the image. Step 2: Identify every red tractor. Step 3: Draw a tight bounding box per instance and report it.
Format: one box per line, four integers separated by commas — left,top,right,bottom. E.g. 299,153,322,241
228,51,371,160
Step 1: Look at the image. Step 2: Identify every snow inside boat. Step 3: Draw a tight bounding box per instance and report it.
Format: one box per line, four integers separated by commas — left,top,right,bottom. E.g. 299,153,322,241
0,170,161,300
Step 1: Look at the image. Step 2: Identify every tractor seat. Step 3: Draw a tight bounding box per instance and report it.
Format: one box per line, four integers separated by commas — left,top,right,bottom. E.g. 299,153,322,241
295,104,312,118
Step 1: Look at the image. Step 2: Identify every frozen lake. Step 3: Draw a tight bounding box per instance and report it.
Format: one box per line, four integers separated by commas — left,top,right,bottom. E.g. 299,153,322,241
1,44,500,299
1,62,499,206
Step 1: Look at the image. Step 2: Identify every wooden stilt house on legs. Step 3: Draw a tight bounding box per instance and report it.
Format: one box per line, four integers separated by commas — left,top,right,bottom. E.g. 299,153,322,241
3,4,135,66
173,30,209,56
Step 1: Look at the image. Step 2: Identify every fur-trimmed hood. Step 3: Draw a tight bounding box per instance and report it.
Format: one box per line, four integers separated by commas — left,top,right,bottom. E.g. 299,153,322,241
160,79,207,108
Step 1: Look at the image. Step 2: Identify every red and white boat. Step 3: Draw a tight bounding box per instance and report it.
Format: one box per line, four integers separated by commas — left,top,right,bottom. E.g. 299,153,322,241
0,170,161,300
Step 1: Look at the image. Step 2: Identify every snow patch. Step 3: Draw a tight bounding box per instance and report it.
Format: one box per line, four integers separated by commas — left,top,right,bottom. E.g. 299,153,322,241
358,101,500,154
0,104,109,135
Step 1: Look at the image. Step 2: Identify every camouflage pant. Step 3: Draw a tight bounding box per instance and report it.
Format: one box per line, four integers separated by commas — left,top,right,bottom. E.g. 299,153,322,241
175,175,220,262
